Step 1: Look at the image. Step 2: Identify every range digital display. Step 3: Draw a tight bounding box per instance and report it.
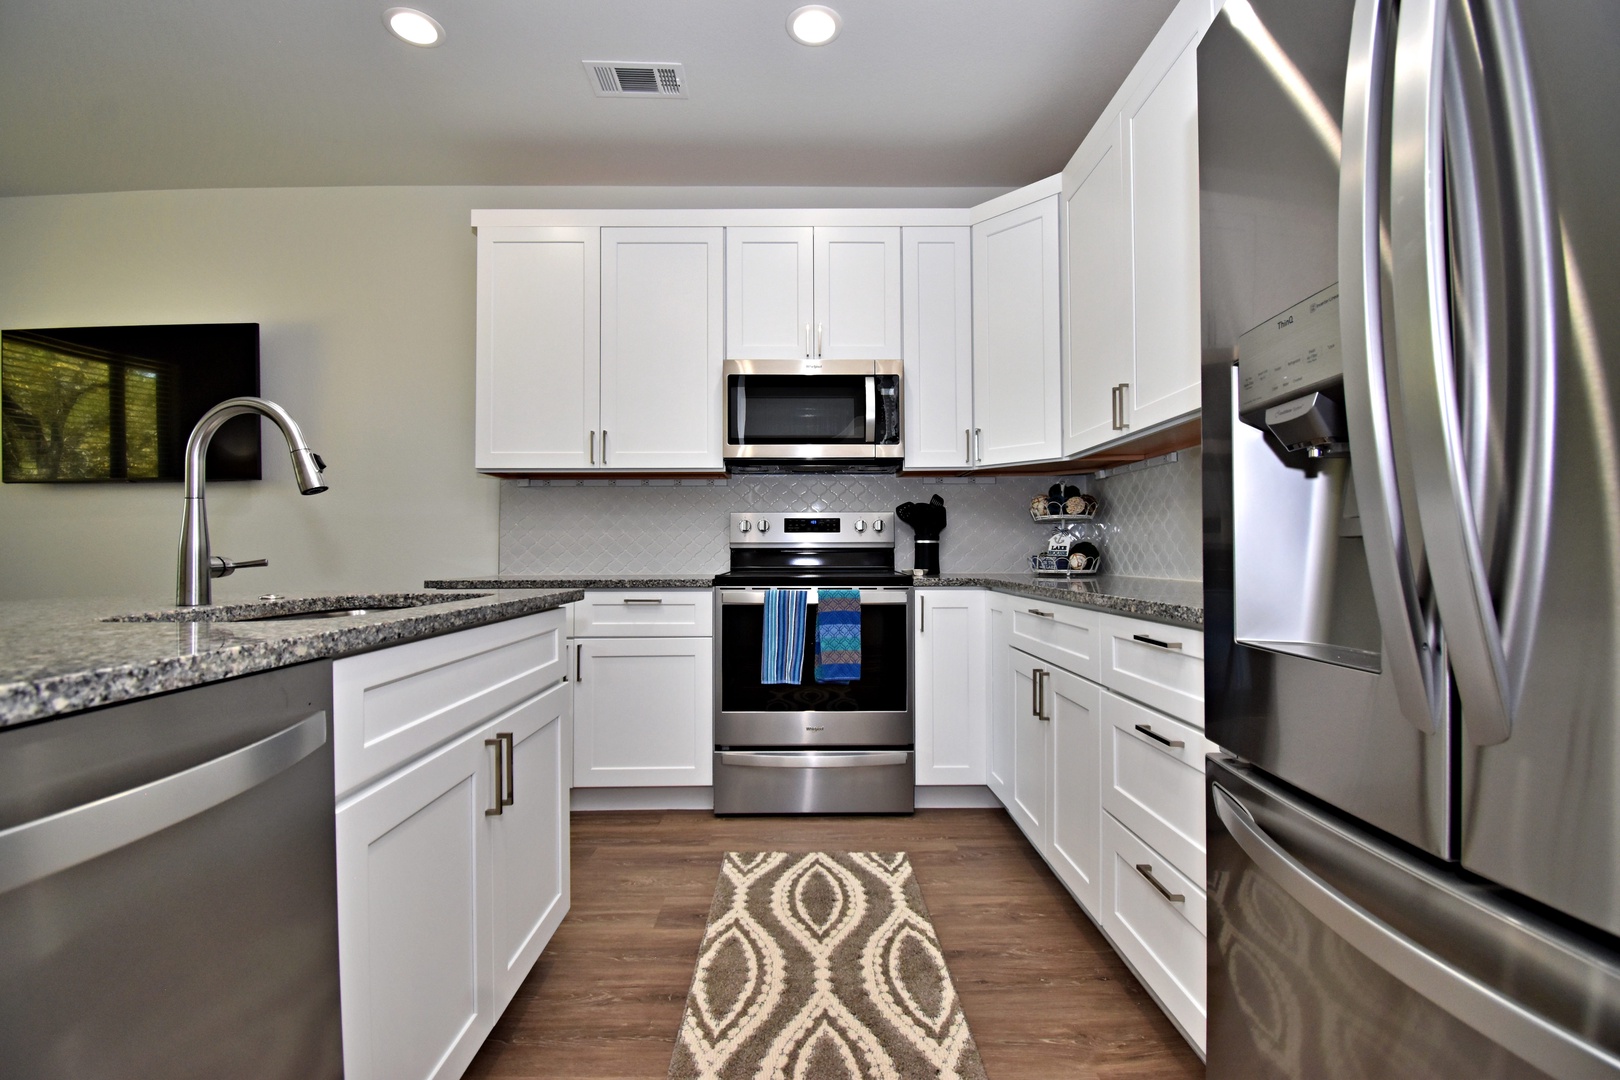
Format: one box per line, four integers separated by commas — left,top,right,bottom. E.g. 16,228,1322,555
784,517,842,533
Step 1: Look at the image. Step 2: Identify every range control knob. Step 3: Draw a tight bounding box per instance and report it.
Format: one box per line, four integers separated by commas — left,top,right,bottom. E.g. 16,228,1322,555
873,519,884,533
738,519,751,533
757,520,770,533
854,519,867,533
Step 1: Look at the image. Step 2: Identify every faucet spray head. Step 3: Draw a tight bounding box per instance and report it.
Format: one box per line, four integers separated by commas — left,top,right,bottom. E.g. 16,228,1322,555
292,448,327,495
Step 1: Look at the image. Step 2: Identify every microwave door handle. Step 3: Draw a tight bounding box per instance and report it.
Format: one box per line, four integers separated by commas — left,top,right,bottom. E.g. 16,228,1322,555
865,376,877,443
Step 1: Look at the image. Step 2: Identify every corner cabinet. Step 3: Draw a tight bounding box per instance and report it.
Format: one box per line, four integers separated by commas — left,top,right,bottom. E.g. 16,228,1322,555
474,225,724,471
1061,0,1211,456
725,226,901,361
334,612,571,1080
971,187,1062,466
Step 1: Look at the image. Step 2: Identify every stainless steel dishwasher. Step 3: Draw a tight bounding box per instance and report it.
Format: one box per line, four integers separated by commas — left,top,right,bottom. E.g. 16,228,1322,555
0,660,342,1080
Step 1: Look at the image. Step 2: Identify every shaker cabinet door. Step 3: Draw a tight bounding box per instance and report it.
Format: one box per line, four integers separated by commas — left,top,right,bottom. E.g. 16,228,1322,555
902,226,975,469
914,589,987,786
336,723,495,1080
600,228,725,470
726,227,814,360
573,637,714,787
475,226,599,470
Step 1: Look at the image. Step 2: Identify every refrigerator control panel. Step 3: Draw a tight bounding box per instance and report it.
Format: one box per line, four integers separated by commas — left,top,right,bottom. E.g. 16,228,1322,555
1238,284,1343,415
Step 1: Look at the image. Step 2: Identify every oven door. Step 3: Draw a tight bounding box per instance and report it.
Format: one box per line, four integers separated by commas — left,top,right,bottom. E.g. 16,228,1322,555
724,359,902,461
715,586,912,747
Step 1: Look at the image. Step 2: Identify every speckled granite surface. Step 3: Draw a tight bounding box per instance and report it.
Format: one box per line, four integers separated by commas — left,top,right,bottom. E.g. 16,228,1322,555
425,576,717,590
425,574,1202,628
916,574,1203,628
0,589,581,729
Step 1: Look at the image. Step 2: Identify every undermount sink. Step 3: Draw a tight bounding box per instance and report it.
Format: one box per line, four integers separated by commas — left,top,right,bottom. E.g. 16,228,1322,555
105,592,491,623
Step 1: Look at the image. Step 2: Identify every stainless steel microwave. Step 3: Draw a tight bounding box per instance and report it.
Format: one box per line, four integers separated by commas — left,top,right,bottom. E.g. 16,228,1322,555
723,359,902,470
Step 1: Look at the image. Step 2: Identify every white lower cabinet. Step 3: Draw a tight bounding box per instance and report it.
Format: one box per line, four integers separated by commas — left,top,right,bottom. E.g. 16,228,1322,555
979,588,1207,1054
572,636,713,786
334,612,571,1080
1045,666,1102,915
986,593,1015,805
1100,812,1207,1053
914,589,987,785
1007,648,1050,845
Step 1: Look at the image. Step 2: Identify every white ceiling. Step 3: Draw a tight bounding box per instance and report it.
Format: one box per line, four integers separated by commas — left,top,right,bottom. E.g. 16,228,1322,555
0,0,1177,197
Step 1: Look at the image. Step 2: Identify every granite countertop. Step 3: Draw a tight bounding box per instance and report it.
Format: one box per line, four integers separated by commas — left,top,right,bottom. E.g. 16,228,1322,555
426,574,1202,628
425,575,718,590
916,573,1203,628
0,588,582,729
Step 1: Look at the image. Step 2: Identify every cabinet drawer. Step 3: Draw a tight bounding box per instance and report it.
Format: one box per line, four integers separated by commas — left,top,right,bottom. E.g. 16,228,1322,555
1100,812,1206,1053
1010,601,1101,681
334,610,567,798
1103,691,1205,884
573,590,713,637
1099,613,1203,727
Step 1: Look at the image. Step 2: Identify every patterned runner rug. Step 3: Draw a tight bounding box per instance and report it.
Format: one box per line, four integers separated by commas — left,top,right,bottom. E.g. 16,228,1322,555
669,852,989,1080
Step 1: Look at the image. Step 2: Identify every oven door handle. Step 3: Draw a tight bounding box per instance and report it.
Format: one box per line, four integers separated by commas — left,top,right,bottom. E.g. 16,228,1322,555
718,751,910,769
718,589,910,605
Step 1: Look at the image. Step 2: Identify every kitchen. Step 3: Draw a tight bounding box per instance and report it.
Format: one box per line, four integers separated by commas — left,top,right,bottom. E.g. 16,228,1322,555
1,1,1616,1079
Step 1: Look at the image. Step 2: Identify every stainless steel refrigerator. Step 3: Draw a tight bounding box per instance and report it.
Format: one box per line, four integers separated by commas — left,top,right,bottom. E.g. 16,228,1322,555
1199,0,1620,1075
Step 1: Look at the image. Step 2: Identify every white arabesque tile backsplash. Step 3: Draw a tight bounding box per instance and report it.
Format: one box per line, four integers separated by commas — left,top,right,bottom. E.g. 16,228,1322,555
498,449,1202,581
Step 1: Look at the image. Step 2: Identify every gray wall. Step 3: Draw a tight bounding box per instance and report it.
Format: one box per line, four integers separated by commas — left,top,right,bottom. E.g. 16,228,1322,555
0,183,1002,601
499,449,1202,580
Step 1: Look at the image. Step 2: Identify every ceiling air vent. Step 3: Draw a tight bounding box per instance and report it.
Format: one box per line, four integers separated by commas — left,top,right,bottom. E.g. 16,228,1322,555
584,62,687,99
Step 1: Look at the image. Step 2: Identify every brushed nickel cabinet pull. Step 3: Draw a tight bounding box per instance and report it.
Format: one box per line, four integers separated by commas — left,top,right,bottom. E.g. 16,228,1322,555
1135,863,1184,903
485,737,505,816
965,428,972,465
1037,669,1050,721
1132,633,1183,651
1134,723,1185,749
1030,667,1040,718
576,643,582,682
919,594,925,633
622,597,664,605
589,430,596,464
601,430,608,464
497,732,515,807
1028,608,1054,618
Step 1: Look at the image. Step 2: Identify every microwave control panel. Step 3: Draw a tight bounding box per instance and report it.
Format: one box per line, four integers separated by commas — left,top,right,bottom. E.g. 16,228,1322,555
1238,283,1343,415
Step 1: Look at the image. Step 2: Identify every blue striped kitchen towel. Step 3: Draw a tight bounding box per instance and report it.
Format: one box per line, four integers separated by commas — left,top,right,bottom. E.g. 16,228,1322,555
814,588,862,683
760,588,807,685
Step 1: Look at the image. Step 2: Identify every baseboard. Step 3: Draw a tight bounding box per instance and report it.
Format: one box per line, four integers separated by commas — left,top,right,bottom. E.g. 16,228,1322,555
914,785,1002,808
572,786,715,811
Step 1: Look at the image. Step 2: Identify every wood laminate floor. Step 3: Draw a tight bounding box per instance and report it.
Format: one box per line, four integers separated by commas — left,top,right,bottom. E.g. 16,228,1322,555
465,808,1206,1079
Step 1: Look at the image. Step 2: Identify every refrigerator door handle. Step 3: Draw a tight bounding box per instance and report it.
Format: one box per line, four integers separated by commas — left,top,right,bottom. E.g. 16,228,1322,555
1389,0,1556,746
1338,0,1444,734
1211,782,1620,1078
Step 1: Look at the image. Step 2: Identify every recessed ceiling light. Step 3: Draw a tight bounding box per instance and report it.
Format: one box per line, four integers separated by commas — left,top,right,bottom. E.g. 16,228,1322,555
384,7,444,47
787,5,842,46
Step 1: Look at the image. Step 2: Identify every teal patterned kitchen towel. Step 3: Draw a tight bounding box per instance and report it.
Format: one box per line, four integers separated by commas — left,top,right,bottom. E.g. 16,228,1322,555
814,588,861,683
760,588,806,685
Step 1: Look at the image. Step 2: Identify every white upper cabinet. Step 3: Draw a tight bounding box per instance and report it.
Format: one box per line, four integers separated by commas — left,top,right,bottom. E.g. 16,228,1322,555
902,226,975,469
1124,42,1202,432
1063,116,1133,454
971,186,1063,466
1060,0,1212,456
600,227,725,470
475,226,600,471
727,226,901,360
814,227,902,359
726,227,813,360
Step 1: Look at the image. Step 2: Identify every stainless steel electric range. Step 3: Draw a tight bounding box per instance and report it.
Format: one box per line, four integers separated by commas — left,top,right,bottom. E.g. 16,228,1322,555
712,511,914,814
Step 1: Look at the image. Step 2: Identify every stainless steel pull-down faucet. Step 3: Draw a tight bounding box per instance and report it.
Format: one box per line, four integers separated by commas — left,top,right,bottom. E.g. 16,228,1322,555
177,397,327,606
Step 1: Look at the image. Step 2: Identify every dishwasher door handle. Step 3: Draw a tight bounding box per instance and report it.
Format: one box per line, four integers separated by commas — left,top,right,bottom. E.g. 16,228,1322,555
718,751,909,769
0,710,327,894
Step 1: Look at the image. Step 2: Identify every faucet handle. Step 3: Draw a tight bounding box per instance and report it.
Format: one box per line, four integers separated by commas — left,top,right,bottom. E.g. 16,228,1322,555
210,556,269,578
